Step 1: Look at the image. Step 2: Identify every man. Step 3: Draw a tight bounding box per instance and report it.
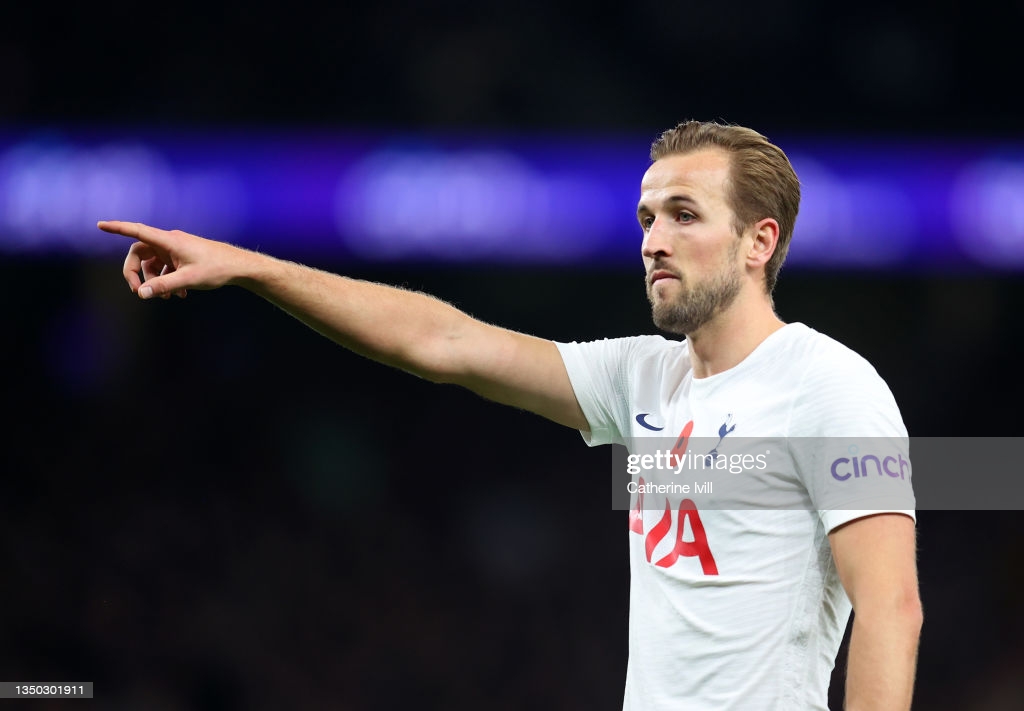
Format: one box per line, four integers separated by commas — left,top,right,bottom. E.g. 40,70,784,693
99,120,922,710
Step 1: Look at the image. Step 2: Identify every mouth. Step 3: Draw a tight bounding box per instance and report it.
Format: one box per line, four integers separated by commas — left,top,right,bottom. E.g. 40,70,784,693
648,269,680,288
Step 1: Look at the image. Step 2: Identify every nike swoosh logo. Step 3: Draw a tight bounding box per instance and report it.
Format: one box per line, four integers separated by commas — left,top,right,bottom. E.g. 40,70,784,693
635,413,664,431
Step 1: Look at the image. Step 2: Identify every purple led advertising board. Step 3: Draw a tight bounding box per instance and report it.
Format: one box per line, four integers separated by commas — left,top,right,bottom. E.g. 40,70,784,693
1,129,1022,270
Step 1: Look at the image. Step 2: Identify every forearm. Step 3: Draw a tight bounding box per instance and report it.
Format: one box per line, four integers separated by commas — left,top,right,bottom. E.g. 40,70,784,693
232,248,477,380
844,604,923,710
99,219,585,428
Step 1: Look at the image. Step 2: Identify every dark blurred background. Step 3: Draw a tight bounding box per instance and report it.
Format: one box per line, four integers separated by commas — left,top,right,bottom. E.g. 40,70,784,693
2,1,1023,709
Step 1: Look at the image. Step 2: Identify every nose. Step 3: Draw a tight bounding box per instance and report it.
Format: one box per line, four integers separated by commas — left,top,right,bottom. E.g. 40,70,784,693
641,216,673,259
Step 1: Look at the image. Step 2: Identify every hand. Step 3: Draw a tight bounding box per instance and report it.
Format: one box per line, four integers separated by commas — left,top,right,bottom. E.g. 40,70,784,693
97,221,240,300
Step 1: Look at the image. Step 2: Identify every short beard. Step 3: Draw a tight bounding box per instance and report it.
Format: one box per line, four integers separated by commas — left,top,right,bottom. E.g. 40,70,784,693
648,253,743,336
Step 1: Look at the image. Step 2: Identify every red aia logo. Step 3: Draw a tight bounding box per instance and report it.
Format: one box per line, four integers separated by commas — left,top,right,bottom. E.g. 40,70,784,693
628,420,718,575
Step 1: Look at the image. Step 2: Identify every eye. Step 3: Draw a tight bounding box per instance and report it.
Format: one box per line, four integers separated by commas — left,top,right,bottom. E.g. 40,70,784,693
677,211,695,224
640,216,655,231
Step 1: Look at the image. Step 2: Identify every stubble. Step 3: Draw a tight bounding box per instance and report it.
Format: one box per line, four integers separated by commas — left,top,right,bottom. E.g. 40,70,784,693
647,242,743,335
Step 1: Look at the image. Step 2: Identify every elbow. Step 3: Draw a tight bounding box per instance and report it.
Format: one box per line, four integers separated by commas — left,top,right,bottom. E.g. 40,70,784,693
893,595,924,643
408,332,478,386
908,596,924,636
896,585,924,633
856,591,924,637
396,358,457,385
414,345,463,384
899,597,924,650
388,337,463,385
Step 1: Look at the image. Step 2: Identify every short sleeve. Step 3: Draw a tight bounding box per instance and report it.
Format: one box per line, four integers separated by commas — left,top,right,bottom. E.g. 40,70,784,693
786,345,917,533
555,338,643,447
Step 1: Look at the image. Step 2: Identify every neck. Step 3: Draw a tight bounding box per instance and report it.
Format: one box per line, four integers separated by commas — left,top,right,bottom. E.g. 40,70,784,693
685,290,785,379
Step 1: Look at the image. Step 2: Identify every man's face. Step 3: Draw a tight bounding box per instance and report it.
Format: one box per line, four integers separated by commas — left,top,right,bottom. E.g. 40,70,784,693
637,148,746,335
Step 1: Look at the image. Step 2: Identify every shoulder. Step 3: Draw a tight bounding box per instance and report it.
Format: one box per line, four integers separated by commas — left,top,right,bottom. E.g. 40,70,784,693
783,323,888,384
781,324,906,437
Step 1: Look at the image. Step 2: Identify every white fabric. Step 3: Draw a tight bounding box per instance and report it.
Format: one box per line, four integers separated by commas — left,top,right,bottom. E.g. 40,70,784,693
555,322,916,711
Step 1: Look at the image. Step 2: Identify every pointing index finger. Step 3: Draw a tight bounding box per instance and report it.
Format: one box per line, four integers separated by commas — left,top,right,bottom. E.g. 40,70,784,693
97,220,169,247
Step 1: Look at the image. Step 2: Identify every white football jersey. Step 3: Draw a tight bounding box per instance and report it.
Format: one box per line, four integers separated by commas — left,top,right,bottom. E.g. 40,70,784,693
556,322,916,711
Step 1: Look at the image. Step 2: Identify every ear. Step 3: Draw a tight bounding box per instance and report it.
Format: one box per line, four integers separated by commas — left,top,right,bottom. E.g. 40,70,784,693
745,217,780,271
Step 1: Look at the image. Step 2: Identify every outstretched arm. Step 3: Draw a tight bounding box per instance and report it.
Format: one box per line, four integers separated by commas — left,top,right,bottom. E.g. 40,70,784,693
98,220,588,431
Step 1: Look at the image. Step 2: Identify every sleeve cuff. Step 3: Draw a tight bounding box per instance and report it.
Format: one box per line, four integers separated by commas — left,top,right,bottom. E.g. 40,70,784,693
555,341,617,447
821,507,917,533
